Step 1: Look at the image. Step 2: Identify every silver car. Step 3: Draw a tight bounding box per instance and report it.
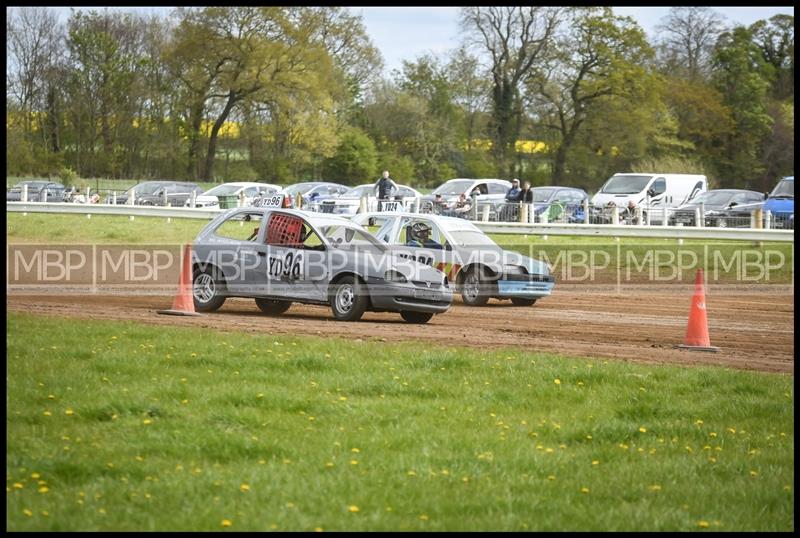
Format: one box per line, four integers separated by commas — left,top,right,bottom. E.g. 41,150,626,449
352,212,555,307
191,208,452,323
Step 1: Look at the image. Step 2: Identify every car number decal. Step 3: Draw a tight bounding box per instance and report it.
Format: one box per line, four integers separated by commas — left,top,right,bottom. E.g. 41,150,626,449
397,252,434,266
267,251,304,280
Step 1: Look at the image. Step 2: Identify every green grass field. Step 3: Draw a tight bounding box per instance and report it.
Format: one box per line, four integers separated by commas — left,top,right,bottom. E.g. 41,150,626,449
6,313,794,531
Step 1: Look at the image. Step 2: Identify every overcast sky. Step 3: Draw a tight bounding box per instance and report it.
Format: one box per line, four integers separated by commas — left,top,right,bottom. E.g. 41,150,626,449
36,6,796,75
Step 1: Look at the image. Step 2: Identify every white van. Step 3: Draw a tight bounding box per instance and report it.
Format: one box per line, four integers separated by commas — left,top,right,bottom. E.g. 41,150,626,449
591,173,707,223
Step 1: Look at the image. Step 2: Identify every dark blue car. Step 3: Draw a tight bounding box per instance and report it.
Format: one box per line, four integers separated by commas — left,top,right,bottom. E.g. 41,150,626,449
763,176,793,229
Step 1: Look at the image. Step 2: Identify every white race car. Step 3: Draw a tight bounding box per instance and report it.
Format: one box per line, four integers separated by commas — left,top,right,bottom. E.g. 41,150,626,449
352,212,555,306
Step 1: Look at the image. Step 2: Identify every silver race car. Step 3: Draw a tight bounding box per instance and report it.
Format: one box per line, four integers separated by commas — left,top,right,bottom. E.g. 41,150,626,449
352,212,555,306
191,208,452,323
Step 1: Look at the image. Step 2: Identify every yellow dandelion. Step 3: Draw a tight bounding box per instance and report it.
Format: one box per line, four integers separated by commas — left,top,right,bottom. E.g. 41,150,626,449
580,487,590,494
43,411,52,416
698,520,709,528
348,505,359,513
407,470,417,476
554,379,561,385
143,419,152,425
638,426,647,433
648,485,662,491
314,527,323,532
750,470,758,477
23,508,33,517
240,483,250,493
13,482,24,489
592,460,600,465
419,514,429,521
221,519,232,527
31,472,40,479
351,448,360,453
65,409,74,416
38,486,49,493
350,460,358,465
709,432,717,438
547,475,556,481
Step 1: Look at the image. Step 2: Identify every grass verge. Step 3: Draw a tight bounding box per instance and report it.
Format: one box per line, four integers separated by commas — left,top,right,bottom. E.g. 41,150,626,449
6,312,794,531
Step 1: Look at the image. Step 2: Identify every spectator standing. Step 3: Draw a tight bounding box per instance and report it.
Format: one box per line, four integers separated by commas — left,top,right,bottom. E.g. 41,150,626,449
506,178,522,202
519,181,533,203
373,170,398,210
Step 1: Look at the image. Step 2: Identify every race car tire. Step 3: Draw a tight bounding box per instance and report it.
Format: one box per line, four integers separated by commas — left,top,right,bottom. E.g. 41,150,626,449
255,298,291,315
192,265,226,312
461,267,490,306
330,275,368,322
510,298,537,307
400,311,434,324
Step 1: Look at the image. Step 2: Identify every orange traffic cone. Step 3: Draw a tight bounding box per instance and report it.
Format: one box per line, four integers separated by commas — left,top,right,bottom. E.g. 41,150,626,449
157,244,203,317
676,269,719,352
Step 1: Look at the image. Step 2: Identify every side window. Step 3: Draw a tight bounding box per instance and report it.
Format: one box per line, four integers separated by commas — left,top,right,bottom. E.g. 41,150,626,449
266,213,305,246
365,216,393,238
651,178,666,195
214,212,265,241
244,187,259,197
749,193,765,202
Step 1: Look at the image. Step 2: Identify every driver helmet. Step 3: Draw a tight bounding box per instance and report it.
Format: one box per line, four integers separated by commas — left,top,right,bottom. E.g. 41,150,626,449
410,222,431,242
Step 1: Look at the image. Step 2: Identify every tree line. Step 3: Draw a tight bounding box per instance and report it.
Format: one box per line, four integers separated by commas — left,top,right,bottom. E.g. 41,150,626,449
6,6,794,193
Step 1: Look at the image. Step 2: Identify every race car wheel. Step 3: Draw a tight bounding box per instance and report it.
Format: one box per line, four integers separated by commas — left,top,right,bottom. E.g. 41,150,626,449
400,311,434,324
510,298,537,307
193,265,226,312
330,275,368,322
461,267,490,306
255,298,291,315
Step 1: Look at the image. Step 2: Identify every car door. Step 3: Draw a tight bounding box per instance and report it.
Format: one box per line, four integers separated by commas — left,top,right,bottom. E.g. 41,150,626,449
242,212,327,301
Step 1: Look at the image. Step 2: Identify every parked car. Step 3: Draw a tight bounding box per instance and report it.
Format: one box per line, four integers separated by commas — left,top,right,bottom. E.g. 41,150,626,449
108,181,204,206
185,182,282,208
421,178,512,216
668,189,765,227
763,176,793,229
497,186,588,222
590,173,707,224
280,182,349,211
351,212,555,307
191,208,452,323
7,180,67,202
319,183,422,215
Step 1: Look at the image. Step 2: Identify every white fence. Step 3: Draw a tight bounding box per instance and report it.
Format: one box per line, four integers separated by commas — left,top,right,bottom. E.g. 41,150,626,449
7,201,794,242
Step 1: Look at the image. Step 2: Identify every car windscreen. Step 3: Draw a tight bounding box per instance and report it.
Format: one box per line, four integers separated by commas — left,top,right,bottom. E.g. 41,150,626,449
318,225,385,252
433,180,472,196
448,230,497,247
769,179,794,198
600,175,652,194
685,191,735,206
283,183,317,195
343,185,372,198
531,188,555,203
204,185,242,196
129,183,167,195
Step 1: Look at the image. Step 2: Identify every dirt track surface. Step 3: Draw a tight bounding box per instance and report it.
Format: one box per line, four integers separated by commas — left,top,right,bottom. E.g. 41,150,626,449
8,286,794,374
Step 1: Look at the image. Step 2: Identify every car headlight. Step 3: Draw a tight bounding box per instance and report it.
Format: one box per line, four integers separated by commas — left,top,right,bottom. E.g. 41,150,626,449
384,270,407,283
